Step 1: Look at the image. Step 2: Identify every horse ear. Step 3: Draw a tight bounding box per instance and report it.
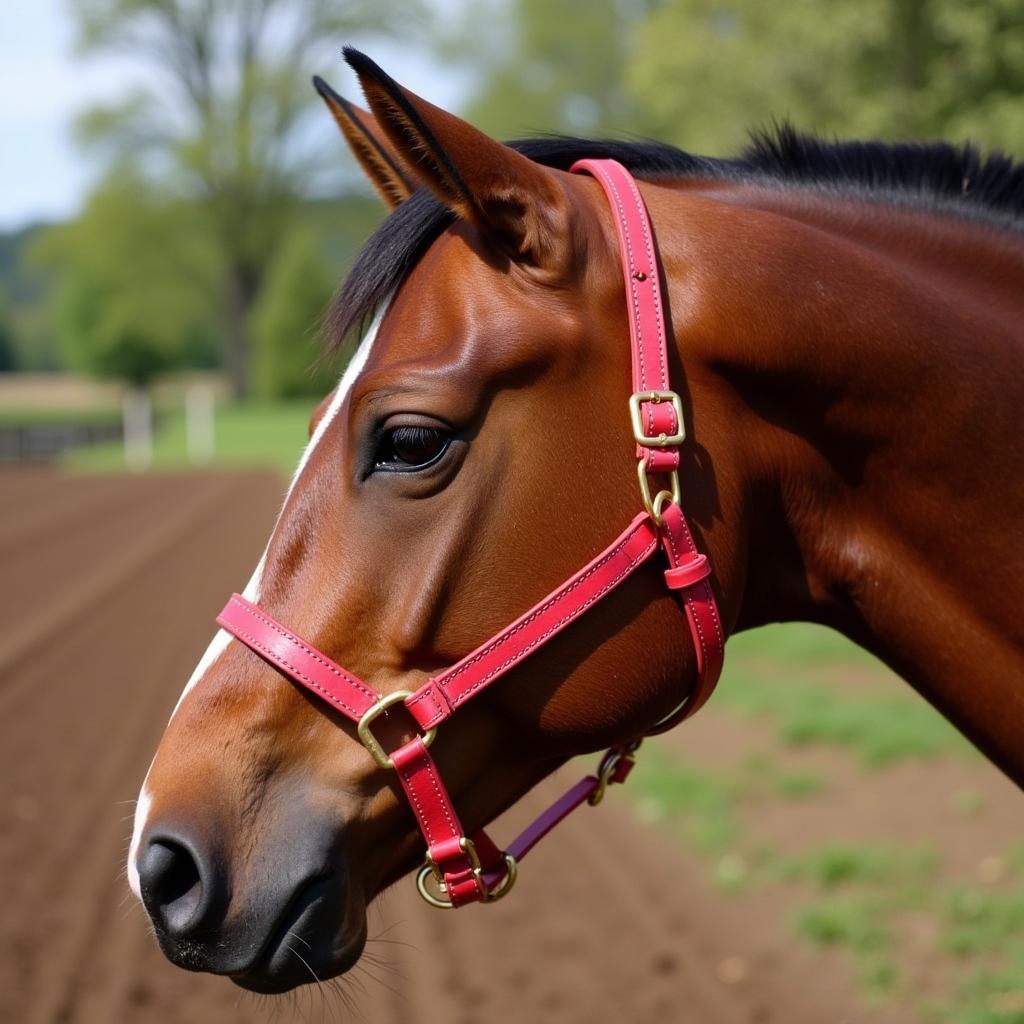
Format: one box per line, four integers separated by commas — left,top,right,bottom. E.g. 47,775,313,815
313,75,414,210
343,48,570,268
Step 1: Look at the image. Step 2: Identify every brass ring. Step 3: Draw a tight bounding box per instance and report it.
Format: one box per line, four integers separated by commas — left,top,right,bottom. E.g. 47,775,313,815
481,853,518,903
636,461,681,526
416,861,456,909
414,852,518,909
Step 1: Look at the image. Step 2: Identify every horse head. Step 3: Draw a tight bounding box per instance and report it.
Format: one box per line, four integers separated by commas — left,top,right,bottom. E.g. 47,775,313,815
127,50,734,992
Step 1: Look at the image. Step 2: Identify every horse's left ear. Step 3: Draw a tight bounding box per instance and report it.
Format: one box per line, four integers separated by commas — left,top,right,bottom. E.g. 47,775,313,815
313,75,414,209
344,47,571,269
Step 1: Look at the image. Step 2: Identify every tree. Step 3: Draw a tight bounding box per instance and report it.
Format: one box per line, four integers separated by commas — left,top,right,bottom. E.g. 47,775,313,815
34,168,220,388
439,0,656,139
625,0,1024,155
251,224,337,399
0,297,16,373
71,0,422,397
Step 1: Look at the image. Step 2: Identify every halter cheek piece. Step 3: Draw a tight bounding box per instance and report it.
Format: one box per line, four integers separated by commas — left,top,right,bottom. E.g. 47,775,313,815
217,160,725,909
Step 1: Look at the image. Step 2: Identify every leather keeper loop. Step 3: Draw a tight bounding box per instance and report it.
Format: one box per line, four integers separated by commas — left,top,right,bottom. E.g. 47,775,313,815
610,756,635,785
644,447,681,472
664,554,711,590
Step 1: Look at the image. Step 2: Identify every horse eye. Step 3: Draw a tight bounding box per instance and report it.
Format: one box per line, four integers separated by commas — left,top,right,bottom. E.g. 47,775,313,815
375,425,451,472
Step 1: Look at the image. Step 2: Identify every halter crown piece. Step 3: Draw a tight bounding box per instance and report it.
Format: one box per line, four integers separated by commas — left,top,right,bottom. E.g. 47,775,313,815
217,160,725,908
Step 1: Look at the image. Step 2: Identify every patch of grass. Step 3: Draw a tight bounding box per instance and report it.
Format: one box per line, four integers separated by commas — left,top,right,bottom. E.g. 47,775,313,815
779,691,969,765
773,769,827,799
64,400,312,475
786,844,937,890
727,622,884,668
954,787,988,819
795,894,893,952
713,852,751,891
794,893,902,999
0,405,120,426
630,746,739,856
860,957,901,999
733,750,827,801
717,625,973,766
932,947,1024,1024
1007,844,1024,879
942,888,1024,957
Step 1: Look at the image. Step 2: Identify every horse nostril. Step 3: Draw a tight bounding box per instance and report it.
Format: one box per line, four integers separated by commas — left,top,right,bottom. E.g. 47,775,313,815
138,836,213,938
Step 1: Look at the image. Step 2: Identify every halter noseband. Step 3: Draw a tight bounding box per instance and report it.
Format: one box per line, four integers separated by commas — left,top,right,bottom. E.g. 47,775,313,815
216,159,725,908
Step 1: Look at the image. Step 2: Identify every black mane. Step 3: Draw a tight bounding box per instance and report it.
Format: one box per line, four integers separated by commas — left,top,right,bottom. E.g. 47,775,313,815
327,124,1024,349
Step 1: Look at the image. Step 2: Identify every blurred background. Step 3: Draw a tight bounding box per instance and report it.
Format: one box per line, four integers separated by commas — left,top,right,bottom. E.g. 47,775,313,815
1,2,1022,1022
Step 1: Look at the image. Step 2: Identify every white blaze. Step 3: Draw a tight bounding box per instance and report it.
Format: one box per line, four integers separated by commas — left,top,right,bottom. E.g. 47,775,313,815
127,302,388,898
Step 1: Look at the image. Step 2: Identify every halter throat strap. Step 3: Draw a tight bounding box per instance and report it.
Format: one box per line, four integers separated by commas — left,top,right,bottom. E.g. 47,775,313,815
216,158,724,908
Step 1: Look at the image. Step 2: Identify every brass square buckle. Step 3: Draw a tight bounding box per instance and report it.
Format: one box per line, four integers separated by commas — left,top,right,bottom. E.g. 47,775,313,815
628,390,686,447
357,690,437,770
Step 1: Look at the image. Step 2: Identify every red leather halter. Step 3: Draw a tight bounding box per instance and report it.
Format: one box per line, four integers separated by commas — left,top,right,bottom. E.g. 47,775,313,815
217,159,725,908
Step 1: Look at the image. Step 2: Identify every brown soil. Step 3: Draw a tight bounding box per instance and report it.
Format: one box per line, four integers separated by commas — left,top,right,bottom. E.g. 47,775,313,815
0,469,1016,1024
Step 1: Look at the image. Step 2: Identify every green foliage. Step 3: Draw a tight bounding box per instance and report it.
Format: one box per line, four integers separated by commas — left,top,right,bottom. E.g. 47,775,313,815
0,298,16,372
442,0,652,138
0,225,60,371
626,0,1024,154
33,169,220,387
69,0,423,396
251,227,338,399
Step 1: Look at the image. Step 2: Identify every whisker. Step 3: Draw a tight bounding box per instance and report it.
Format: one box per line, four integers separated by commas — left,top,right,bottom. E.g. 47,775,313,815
353,958,408,1006
360,949,407,981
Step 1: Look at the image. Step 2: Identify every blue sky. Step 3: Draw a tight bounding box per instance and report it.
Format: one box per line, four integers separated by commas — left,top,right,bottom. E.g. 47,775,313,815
0,1,464,231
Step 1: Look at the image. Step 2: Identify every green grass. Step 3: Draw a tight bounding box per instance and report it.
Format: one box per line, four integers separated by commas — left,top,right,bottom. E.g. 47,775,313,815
630,745,740,855
773,769,827,799
795,893,902,998
64,400,312,475
625,623,1011,1015
795,894,893,951
942,888,1024,957
932,948,1024,1024
779,844,938,891
717,624,973,766
0,405,120,427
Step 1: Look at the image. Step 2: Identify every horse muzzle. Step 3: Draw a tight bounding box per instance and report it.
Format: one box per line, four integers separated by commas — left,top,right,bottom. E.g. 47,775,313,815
135,821,367,992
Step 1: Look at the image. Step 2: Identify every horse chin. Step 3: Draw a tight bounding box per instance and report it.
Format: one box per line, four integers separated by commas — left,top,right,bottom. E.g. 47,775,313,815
228,876,368,994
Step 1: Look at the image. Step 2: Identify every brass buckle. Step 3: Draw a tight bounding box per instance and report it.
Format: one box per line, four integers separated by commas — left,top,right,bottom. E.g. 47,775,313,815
356,690,437,770
628,390,685,447
588,739,642,807
415,837,518,909
637,460,680,527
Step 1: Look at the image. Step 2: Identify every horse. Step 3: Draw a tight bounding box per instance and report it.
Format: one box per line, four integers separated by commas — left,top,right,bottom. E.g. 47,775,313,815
127,47,1024,993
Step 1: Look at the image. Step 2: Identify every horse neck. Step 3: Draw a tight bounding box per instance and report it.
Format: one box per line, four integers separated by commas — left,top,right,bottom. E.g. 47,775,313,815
655,182,1024,782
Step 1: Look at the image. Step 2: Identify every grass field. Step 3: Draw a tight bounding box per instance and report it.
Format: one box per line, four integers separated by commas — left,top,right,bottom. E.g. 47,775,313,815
630,627,1024,1022
0,406,122,427
64,400,312,475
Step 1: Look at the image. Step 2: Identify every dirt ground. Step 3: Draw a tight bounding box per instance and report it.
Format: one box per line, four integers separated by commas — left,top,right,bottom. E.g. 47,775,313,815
0,469,1017,1024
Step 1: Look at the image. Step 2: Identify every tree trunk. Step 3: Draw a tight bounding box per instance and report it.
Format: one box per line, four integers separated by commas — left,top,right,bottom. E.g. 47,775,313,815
224,263,260,401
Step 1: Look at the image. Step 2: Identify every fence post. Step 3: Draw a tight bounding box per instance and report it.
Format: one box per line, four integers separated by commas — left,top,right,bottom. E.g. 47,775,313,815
122,388,153,471
185,383,216,466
